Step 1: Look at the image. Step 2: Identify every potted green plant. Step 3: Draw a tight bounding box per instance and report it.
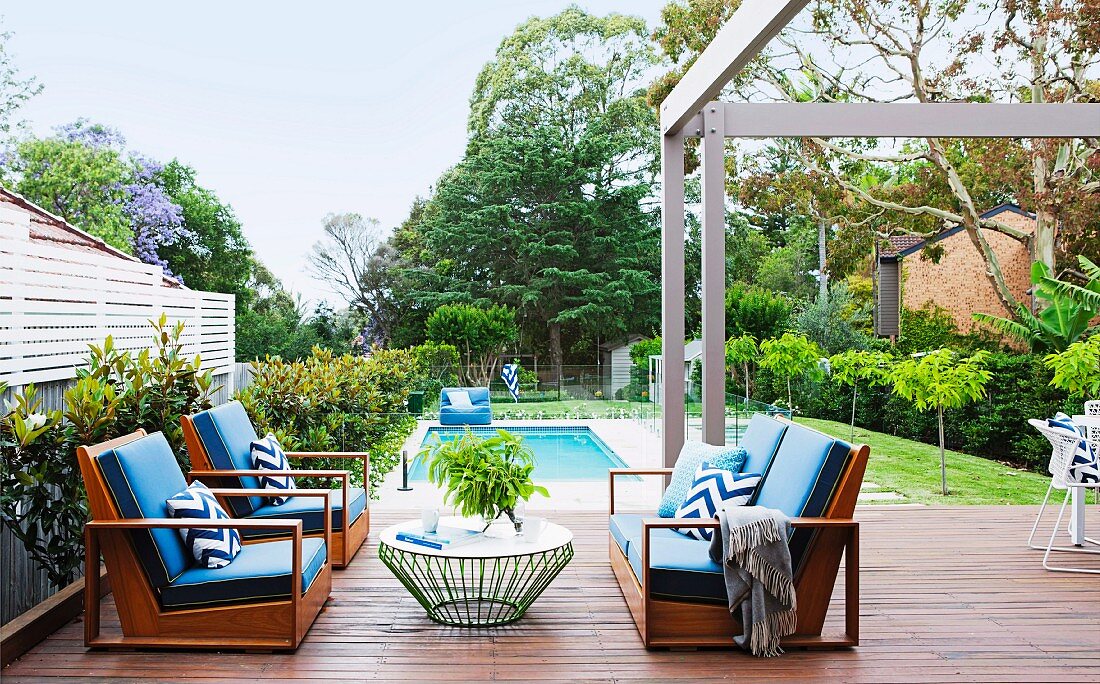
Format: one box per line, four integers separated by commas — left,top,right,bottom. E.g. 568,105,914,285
421,429,549,531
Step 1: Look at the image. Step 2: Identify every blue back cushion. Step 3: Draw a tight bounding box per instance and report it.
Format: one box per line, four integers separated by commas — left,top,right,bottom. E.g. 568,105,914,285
441,387,490,408
96,432,192,588
739,414,788,475
190,401,262,515
751,422,852,569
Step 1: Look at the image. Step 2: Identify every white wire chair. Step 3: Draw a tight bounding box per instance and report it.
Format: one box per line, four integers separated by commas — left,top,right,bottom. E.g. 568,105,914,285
1027,418,1100,574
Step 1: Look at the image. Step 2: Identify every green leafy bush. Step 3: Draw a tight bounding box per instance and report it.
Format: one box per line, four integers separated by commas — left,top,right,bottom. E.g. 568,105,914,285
0,316,217,588
236,347,417,498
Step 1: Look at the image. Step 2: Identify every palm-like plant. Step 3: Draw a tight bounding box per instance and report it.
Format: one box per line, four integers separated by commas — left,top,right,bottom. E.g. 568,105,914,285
974,257,1100,352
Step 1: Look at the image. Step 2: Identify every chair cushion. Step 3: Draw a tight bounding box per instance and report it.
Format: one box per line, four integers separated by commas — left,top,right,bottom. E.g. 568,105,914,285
241,487,367,540
674,465,761,541
189,401,262,516
608,514,685,556
1048,416,1100,484
250,433,297,505
752,422,852,569
657,441,747,517
160,537,327,610
626,531,726,603
740,414,788,475
165,481,242,569
96,432,191,588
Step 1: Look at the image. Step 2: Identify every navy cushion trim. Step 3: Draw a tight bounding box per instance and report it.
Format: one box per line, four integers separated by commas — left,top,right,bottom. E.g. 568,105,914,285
625,533,726,604
160,537,326,610
190,402,261,516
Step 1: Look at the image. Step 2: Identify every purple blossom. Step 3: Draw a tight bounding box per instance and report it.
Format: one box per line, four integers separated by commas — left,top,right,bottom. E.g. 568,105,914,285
122,179,195,283
53,119,126,150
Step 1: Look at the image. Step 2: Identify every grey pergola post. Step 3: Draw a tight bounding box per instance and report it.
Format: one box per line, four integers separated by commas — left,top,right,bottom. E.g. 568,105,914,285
657,0,1100,467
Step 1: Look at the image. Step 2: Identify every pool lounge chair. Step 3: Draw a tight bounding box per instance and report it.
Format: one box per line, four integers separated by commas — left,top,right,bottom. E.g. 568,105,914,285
77,430,332,650
608,414,867,649
438,387,492,425
181,401,369,568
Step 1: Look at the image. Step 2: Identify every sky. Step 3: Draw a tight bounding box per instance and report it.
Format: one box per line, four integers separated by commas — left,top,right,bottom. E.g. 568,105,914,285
4,1,668,305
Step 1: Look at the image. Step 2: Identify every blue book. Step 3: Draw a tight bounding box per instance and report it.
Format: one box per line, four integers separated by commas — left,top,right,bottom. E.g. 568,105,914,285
396,525,483,550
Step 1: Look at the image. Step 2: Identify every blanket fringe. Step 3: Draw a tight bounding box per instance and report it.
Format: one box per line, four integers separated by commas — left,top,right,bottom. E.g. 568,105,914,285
728,517,783,554
740,550,796,609
749,608,798,658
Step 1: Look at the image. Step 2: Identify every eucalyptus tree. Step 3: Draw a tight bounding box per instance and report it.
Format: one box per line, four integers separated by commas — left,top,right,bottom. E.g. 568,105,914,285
650,0,1100,316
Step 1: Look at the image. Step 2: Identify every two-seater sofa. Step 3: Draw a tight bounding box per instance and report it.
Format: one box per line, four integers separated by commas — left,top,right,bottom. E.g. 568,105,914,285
438,387,492,426
608,414,868,649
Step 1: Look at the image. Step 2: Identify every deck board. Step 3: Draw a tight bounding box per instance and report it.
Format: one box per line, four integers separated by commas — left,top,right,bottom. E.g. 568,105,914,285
3,506,1099,683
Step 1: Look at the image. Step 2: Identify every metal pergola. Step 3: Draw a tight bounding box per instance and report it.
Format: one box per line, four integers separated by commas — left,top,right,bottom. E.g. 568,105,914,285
658,0,1100,464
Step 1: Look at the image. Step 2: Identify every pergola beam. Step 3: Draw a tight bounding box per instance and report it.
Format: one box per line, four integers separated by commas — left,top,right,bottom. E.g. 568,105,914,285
659,0,810,136
689,103,1100,139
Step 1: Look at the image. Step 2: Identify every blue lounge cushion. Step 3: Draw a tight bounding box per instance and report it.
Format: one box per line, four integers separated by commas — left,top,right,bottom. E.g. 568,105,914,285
241,487,367,540
739,414,788,475
752,422,852,568
250,433,297,505
439,387,492,425
609,514,685,556
96,432,192,588
674,465,761,541
165,481,242,569
1048,414,1100,484
189,401,263,516
657,441,747,517
626,531,726,603
160,537,327,610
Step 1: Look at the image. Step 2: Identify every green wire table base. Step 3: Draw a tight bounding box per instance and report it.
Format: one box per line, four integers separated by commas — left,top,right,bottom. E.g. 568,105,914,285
379,541,574,627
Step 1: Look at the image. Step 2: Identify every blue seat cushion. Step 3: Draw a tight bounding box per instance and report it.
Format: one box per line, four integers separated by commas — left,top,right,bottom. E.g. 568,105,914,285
751,422,852,569
96,432,191,589
626,531,726,604
439,388,492,425
609,514,685,555
240,487,367,540
739,414,788,475
161,537,327,610
189,401,263,516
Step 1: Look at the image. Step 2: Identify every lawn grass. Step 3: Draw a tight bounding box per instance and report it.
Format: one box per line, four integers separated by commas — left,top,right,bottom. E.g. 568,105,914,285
796,417,1052,506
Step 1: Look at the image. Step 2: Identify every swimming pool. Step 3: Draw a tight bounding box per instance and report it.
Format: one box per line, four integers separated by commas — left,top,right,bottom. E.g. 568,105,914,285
410,426,630,481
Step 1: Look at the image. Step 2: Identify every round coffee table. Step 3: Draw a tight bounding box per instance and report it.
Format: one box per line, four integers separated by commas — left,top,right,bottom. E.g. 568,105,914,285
378,516,573,627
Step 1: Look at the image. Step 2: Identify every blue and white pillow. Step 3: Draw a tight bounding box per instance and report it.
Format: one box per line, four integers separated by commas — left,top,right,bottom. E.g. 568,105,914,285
657,441,748,517
251,433,297,505
165,481,241,569
1048,413,1100,484
674,463,761,541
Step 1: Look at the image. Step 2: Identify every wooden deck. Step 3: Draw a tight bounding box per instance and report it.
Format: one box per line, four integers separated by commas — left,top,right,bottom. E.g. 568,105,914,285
4,506,1099,683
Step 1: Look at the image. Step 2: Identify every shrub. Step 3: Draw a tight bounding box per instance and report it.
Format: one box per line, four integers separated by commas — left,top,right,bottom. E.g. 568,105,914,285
236,347,418,498
0,316,217,588
409,341,461,402
725,282,792,341
793,282,872,354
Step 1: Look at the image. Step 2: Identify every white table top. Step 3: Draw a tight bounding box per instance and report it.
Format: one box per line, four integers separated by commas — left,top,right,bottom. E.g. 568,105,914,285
1072,415,1100,427
379,516,573,558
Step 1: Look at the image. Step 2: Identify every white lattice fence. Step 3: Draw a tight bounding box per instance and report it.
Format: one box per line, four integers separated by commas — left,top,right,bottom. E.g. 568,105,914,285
0,205,234,388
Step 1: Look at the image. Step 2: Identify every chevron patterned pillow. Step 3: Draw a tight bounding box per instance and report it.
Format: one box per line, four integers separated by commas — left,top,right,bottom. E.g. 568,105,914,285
165,481,242,569
674,463,761,541
251,433,297,505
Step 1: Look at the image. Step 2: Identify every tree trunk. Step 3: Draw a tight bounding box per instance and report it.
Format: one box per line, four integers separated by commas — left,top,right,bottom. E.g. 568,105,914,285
938,405,948,496
548,321,563,390
744,361,750,402
1029,31,1056,278
850,384,858,442
786,378,792,412
818,219,828,301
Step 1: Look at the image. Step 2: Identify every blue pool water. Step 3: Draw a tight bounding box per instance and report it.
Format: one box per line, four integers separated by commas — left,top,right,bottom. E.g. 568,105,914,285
410,427,630,481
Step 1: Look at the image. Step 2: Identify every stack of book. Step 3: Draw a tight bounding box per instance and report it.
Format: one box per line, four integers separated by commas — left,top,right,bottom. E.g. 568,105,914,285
396,525,483,550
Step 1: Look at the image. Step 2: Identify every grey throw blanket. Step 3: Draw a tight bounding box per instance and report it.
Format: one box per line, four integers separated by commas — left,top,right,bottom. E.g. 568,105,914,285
708,503,796,657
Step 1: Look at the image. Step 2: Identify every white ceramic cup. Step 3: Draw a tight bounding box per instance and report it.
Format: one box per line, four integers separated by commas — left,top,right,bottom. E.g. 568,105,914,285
522,516,547,542
421,508,440,534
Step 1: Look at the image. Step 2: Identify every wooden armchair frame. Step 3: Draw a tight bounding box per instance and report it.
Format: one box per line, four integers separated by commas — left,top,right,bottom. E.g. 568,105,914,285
181,414,370,568
607,441,868,650
78,431,332,651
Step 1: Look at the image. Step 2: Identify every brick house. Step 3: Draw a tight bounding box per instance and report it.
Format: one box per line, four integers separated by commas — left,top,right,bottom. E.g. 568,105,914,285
874,204,1036,337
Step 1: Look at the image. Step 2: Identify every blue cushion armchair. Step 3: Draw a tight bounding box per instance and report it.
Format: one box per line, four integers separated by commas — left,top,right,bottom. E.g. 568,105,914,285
438,387,492,425
76,430,332,650
607,413,867,650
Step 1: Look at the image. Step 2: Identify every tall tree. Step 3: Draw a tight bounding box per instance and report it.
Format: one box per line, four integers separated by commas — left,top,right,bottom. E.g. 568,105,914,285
0,24,41,139
410,7,662,371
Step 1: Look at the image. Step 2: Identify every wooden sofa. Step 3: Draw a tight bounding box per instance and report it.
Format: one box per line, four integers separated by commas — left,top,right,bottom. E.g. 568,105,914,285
181,401,370,568
77,430,332,650
608,414,868,649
